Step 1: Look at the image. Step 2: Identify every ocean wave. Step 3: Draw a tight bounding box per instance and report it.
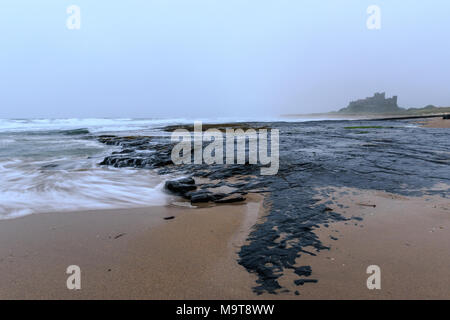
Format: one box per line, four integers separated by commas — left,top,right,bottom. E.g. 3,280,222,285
0,117,336,134
0,118,195,134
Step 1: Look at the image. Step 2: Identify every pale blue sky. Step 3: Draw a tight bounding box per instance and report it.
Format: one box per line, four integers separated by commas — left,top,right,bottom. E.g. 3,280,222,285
0,1,449,118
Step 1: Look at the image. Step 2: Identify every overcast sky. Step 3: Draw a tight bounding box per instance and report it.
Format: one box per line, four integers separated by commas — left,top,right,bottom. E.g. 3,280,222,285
0,1,449,118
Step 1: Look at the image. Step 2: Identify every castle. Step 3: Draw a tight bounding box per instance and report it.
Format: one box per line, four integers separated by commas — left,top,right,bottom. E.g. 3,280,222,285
338,92,401,114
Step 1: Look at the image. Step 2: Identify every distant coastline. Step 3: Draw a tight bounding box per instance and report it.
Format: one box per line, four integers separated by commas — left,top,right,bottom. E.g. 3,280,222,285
281,112,450,121
282,92,450,119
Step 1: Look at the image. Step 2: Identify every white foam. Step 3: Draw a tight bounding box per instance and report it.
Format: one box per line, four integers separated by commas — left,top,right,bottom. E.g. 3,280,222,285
0,160,173,219
0,118,194,134
0,117,334,134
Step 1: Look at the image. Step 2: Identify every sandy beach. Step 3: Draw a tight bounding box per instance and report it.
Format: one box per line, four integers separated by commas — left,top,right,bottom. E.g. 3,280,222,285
3,0,450,307
276,187,450,299
1,186,448,299
417,117,450,128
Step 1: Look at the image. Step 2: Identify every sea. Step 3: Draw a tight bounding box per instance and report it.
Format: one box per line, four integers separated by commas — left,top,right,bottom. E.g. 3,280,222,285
0,117,330,219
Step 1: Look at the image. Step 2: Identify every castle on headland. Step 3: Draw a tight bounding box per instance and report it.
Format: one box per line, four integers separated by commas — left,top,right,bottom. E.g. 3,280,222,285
338,92,401,114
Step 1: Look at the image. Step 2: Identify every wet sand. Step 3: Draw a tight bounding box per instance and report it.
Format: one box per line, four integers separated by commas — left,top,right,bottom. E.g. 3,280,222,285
274,187,450,299
417,117,450,128
1,187,449,299
0,195,263,299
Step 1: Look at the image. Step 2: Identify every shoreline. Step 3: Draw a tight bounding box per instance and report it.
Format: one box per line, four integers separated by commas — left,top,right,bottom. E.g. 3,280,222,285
415,117,450,128
1,117,449,299
281,113,450,121
0,194,264,299
2,186,448,299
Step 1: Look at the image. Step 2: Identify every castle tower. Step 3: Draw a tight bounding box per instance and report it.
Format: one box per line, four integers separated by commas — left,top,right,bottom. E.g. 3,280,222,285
392,95,398,105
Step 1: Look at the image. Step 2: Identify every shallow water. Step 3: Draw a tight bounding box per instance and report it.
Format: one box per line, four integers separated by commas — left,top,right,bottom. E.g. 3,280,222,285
0,118,182,218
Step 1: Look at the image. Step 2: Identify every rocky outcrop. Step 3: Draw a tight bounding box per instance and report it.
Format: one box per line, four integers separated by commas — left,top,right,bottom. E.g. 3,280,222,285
165,178,197,196
164,178,247,204
214,194,246,203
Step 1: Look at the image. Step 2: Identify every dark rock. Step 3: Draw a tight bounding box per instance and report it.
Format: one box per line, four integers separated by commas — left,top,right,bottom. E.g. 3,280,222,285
164,216,175,220
176,177,195,185
112,149,134,154
165,180,197,195
190,192,215,203
294,279,318,286
214,195,246,203
200,181,226,189
211,193,227,200
294,266,312,277
189,191,228,203
185,190,207,199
